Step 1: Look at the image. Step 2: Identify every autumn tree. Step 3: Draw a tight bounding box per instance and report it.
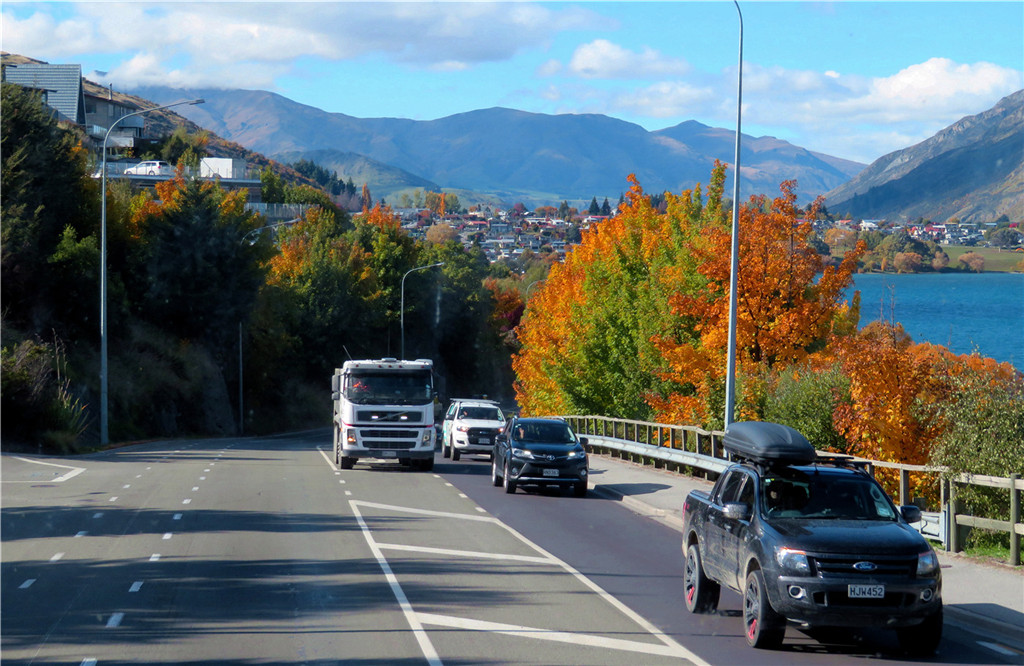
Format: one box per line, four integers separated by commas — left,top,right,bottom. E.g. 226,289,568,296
958,251,985,272
426,223,457,244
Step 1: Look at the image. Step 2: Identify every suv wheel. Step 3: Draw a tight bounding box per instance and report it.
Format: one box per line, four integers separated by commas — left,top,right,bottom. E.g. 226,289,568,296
572,481,587,498
491,457,502,486
502,460,517,494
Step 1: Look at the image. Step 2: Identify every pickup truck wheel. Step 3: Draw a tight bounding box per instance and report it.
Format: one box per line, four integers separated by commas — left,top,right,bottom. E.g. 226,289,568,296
340,456,355,470
895,606,942,656
503,460,517,494
744,569,785,649
442,437,451,458
491,457,502,486
452,447,461,461
684,543,720,613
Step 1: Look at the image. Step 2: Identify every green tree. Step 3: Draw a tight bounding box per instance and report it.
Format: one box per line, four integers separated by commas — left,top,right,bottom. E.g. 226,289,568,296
588,197,600,215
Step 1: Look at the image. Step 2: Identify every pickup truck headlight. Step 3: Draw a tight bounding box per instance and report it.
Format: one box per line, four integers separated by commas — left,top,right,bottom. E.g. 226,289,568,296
917,549,939,577
511,448,534,460
775,547,811,575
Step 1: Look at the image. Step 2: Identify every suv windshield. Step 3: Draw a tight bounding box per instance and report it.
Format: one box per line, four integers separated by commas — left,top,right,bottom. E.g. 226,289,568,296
762,470,898,521
515,421,575,444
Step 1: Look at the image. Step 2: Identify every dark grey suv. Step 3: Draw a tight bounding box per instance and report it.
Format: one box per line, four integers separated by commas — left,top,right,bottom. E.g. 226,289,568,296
491,417,589,497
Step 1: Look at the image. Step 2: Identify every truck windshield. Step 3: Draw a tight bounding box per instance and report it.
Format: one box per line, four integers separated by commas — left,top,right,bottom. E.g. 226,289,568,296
344,370,433,405
762,472,899,521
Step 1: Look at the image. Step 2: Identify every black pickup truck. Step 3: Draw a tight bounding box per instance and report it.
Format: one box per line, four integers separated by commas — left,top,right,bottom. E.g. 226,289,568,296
680,421,943,655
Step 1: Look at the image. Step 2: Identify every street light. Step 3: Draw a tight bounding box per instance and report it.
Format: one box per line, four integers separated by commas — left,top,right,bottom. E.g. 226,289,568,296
724,1,744,428
99,98,204,446
400,262,444,360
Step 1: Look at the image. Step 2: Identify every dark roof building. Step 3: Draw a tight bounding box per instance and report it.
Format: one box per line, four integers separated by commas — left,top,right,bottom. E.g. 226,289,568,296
3,63,86,125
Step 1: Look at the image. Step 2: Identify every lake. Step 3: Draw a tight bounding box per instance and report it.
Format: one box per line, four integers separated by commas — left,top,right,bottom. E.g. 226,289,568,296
846,273,1023,369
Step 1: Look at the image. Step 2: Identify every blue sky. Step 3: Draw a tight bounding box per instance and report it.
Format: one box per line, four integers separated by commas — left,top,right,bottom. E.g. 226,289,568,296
3,1,1022,164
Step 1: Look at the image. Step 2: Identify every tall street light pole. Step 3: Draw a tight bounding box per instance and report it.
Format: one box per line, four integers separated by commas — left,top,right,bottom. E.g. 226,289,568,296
724,1,744,428
99,98,204,446
400,262,444,360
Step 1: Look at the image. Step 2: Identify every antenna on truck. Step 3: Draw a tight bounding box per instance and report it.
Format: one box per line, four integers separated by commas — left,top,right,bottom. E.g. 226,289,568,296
343,345,354,361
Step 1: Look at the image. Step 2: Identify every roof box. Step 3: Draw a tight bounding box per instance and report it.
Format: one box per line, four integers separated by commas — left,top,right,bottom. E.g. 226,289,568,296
723,421,817,464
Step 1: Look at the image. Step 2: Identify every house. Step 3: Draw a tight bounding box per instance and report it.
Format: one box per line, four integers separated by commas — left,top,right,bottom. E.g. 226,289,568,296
3,63,86,125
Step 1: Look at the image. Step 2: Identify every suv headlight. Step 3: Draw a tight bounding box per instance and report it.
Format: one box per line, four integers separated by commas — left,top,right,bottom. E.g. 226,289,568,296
511,448,534,460
567,446,586,459
917,549,939,577
775,547,811,575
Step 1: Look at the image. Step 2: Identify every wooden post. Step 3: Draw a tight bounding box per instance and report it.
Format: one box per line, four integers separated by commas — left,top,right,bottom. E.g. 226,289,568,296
949,480,960,553
899,468,910,506
1011,474,1020,566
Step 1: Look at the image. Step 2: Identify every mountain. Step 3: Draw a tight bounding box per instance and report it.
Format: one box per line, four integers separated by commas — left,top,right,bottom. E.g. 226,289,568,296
824,90,1024,224
131,86,865,207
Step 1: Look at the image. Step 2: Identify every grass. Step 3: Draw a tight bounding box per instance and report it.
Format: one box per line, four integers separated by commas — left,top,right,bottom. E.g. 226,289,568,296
942,245,1024,272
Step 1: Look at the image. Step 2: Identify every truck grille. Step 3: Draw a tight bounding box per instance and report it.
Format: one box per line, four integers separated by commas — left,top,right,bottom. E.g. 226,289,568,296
468,427,499,445
810,554,917,578
362,429,418,439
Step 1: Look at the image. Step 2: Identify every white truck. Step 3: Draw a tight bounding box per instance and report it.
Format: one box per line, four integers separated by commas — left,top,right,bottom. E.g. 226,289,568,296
331,358,437,471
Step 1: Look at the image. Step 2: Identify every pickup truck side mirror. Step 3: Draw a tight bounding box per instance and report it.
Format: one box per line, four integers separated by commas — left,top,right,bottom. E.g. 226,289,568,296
723,502,752,521
900,505,922,523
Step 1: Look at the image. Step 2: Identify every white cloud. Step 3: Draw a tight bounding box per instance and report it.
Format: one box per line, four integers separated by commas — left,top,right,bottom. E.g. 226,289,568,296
566,39,690,80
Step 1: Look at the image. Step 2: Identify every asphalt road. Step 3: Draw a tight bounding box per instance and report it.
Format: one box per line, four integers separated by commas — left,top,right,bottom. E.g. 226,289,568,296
3,432,1020,665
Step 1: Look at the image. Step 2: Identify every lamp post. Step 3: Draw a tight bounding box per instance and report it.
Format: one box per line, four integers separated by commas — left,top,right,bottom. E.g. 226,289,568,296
99,98,204,446
400,262,444,360
724,0,744,428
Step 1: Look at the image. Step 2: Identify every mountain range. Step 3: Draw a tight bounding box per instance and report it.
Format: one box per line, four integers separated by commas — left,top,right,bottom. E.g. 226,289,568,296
823,89,1023,224
132,86,864,208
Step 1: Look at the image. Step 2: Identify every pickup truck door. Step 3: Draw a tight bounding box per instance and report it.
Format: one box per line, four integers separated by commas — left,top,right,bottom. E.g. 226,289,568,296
704,470,747,585
717,472,756,591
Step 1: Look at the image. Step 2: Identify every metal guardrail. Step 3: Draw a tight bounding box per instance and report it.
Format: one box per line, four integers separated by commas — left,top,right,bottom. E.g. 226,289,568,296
560,415,1022,564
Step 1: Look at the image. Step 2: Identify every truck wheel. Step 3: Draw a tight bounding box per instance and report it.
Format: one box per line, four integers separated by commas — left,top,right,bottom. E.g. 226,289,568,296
340,456,355,470
419,457,435,472
502,460,517,494
744,568,785,649
442,437,451,458
491,457,502,486
452,447,461,461
896,606,942,656
684,543,720,613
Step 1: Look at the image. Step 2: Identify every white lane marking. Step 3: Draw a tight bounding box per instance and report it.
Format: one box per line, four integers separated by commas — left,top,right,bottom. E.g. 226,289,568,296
445,483,454,487
199,476,206,480
81,659,97,666
105,612,124,628
419,613,697,659
149,554,161,562
352,499,708,666
475,507,487,513
50,552,64,562
75,531,88,538
123,484,131,489
192,486,200,491
351,502,442,666
979,641,1019,656
173,513,183,520
162,533,173,540
458,493,468,499
182,499,191,505
345,491,352,496
108,496,118,502
146,466,152,470
19,579,36,589
129,581,144,592
204,468,210,472
136,474,143,478
11,456,85,482
316,446,338,471
378,542,555,564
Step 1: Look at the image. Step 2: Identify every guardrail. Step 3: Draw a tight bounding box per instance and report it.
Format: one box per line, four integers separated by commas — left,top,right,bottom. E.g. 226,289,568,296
560,415,1023,565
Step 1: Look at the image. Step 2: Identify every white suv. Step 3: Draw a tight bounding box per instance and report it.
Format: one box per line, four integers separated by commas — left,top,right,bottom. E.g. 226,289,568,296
124,160,174,176
442,399,505,461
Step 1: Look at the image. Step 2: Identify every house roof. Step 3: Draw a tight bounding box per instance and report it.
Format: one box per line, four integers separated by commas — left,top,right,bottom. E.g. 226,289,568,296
4,63,85,124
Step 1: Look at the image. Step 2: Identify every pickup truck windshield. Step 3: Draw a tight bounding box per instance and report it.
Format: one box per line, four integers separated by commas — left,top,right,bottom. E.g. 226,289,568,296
762,472,898,521
459,407,504,421
344,370,433,405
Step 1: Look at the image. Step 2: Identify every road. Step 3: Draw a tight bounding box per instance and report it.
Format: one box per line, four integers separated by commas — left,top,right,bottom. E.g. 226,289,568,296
2,432,1020,665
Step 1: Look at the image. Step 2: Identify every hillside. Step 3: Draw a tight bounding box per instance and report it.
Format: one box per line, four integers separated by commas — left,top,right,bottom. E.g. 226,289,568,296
130,86,866,208
824,90,1024,224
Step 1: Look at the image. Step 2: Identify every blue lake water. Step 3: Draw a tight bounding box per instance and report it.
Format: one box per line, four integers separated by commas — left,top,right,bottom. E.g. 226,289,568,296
845,273,1023,369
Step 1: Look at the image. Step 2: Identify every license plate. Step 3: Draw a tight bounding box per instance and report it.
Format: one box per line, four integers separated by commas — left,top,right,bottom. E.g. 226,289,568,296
380,451,397,458
542,468,559,477
476,438,489,444
848,584,884,598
